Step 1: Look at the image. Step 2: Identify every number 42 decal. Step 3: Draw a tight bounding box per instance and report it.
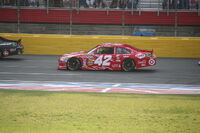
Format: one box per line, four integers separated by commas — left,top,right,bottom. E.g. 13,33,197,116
94,55,112,66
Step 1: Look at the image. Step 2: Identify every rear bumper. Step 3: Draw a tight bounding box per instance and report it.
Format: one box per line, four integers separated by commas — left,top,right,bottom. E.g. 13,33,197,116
148,58,156,66
135,57,156,68
11,49,23,55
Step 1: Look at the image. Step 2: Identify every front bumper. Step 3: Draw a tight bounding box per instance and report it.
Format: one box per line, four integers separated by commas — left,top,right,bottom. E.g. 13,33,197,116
57,62,67,70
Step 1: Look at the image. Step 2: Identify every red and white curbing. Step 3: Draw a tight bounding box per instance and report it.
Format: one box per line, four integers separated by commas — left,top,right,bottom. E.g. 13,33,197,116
0,81,200,94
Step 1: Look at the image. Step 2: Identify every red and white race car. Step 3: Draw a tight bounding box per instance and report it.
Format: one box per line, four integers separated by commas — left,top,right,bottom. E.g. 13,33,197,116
58,43,156,71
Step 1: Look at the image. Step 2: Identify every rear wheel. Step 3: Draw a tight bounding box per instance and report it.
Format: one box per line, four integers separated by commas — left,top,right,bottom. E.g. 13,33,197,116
67,58,81,71
17,49,22,55
122,59,135,72
0,51,3,58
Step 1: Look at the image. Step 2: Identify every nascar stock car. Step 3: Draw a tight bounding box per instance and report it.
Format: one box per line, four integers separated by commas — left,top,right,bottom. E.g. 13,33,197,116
0,37,24,58
58,43,156,71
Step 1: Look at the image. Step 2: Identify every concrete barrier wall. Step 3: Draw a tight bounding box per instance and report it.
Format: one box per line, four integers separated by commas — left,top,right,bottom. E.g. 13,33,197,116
0,33,200,58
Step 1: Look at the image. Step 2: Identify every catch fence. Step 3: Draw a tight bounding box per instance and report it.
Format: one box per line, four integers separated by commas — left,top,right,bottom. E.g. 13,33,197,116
0,0,200,36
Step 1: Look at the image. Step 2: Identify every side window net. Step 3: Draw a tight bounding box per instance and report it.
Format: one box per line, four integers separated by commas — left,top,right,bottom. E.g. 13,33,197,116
95,47,114,54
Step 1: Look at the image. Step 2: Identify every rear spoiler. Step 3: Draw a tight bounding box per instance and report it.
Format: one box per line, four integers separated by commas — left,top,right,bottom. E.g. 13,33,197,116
140,49,153,54
17,39,21,43
17,39,22,45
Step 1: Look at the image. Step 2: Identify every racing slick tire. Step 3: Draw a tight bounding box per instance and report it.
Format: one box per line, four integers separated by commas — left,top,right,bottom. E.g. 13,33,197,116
122,59,135,72
0,51,2,58
17,49,21,55
67,58,81,71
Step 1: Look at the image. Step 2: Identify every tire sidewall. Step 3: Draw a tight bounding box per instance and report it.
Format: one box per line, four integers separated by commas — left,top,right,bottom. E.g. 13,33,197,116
122,59,135,72
67,58,81,71
0,51,3,58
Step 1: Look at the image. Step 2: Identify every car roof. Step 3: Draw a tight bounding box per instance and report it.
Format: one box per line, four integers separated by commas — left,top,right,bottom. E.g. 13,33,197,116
98,43,147,52
99,43,132,48
98,43,138,50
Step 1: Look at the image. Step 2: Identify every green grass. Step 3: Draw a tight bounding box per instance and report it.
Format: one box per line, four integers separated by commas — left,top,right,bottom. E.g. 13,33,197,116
0,90,200,133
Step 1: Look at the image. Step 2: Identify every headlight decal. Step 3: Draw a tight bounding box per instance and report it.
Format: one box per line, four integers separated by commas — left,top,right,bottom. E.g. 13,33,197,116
60,57,68,62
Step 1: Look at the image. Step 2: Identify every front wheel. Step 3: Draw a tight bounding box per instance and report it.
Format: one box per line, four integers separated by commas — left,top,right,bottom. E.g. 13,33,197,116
67,58,81,71
122,59,135,72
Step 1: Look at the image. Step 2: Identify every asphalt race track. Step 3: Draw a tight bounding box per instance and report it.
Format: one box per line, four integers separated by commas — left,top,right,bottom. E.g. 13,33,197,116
0,55,200,94
0,55,199,84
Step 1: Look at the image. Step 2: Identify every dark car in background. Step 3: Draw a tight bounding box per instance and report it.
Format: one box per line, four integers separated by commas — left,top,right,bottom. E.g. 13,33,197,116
0,37,24,58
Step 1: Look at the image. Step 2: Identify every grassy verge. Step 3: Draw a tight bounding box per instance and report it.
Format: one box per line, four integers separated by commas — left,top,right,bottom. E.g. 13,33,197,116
0,90,200,133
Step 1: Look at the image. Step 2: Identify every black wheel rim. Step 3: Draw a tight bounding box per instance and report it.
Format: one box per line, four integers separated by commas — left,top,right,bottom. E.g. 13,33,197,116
122,60,134,71
67,58,80,70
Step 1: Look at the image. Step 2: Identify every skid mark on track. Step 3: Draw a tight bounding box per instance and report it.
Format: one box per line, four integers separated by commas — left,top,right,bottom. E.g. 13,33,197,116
0,81,200,94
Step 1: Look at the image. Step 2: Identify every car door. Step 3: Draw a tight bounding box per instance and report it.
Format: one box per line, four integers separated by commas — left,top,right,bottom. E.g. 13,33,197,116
87,47,115,70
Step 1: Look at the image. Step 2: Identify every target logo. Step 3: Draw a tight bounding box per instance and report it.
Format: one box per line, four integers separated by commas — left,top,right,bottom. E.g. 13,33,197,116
148,59,155,65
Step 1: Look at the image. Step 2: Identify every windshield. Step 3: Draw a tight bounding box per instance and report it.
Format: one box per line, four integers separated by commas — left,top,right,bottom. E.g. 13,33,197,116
87,45,99,54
